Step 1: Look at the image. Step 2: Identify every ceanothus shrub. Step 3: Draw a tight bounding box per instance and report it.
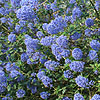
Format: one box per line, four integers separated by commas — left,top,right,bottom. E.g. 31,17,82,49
0,0,100,100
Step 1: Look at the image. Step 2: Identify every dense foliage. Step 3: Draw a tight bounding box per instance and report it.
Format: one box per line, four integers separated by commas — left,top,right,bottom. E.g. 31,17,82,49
0,0,100,100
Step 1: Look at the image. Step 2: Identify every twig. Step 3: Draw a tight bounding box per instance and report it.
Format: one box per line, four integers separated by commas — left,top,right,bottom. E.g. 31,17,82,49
90,0,100,19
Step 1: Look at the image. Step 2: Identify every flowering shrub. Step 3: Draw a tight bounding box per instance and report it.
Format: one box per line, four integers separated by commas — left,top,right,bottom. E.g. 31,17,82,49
0,0,100,100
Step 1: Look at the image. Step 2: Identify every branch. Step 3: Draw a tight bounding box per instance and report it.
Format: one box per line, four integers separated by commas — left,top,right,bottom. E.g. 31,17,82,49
90,0,100,19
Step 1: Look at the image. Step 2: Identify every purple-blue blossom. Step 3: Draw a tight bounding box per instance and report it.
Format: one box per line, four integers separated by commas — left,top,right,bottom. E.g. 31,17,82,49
65,16,72,22
40,36,56,46
56,35,68,49
0,76,7,93
85,29,93,37
69,61,85,72
51,2,58,12
51,44,63,61
10,0,21,8
61,49,70,58
20,0,38,9
28,23,34,30
0,7,10,16
91,94,100,100
9,70,22,78
16,5,36,21
0,17,7,23
8,34,16,43
85,18,94,27
90,40,100,51
37,71,46,80
45,4,51,10
88,50,98,61
4,62,20,72
95,1,100,11
72,48,83,60
70,32,82,40
27,58,34,65
26,47,35,57
16,89,25,98
46,16,67,34
15,25,21,32
74,93,84,100
40,92,50,99
0,70,5,76
41,76,53,87
94,70,98,75
42,23,48,30
69,0,76,4
64,70,73,79
18,20,26,26
21,53,29,62
62,97,71,100
24,36,39,50
65,58,71,64
39,55,48,64
44,60,59,71
72,7,82,19
36,31,44,39
75,76,94,88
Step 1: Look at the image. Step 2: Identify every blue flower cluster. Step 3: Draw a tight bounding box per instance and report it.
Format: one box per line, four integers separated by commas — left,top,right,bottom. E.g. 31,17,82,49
27,84,37,94
4,62,24,82
10,0,21,8
0,17,7,23
44,60,59,71
72,48,83,60
69,0,76,4
41,76,53,87
37,71,53,87
74,93,84,100
69,61,85,72
25,35,39,48
45,16,67,34
85,18,94,27
9,70,22,78
36,31,44,39
64,70,73,79
4,62,20,72
65,58,71,64
72,7,82,19
40,36,56,46
16,89,25,98
21,53,29,62
37,71,46,80
56,35,68,49
0,75,7,93
88,50,98,61
70,32,82,40
50,35,70,61
16,5,36,21
40,92,50,99
20,0,38,9
1,94,13,100
91,94,100,100
90,40,100,51
51,44,63,61
8,34,16,43
75,76,94,88
62,97,71,100
85,29,93,37
0,0,100,99
95,1,100,11
51,2,58,12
